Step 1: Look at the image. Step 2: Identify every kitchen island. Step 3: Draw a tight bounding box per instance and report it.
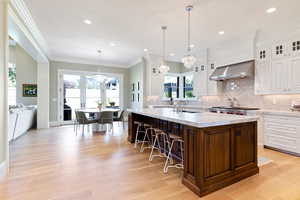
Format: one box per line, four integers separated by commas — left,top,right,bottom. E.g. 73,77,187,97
127,108,259,197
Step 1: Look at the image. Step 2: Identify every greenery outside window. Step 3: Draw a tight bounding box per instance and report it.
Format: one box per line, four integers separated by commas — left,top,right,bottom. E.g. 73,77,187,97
183,74,195,99
8,63,16,106
164,75,179,99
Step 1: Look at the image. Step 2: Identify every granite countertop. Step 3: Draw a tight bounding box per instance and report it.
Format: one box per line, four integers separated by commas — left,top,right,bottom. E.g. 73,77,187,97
127,108,259,128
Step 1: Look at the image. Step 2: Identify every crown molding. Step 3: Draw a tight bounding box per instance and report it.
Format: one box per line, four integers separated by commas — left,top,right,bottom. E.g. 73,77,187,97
10,0,49,59
128,57,144,68
51,58,128,69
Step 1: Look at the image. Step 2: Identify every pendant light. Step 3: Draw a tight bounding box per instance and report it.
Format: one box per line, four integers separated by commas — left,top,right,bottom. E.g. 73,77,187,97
158,26,170,74
182,5,197,69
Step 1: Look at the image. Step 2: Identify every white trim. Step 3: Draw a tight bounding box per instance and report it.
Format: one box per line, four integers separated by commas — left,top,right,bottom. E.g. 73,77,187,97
49,121,60,127
0,161,8,181
57,69,124,124
52,59,128,69
10,0,49,58
8,5,48,63
128,57,143,68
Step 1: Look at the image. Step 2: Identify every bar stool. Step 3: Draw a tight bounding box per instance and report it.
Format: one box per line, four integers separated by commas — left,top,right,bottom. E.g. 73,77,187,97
134,122,151,148
140,127,155,152
149,129,171,162
163,134,184,173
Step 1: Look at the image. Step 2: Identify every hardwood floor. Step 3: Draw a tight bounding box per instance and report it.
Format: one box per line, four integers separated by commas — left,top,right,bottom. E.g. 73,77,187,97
1,124,300,200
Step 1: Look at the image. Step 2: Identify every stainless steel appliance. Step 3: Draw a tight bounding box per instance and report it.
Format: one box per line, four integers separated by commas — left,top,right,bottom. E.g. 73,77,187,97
209,106,260,115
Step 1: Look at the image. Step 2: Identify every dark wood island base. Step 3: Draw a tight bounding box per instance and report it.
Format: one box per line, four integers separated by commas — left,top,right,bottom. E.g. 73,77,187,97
128,112,259,197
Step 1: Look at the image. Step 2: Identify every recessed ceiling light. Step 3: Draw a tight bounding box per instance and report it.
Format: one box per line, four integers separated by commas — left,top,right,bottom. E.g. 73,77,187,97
219,31,225,35
266,7,277,14
110,42,116,47
84,20,92,24
169,53,175,56
190,44,195,48
144,48,148,52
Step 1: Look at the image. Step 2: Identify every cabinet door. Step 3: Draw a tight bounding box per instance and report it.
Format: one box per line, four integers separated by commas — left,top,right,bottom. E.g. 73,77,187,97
255,60,271,94
207,63,218,96
290,56,300,92
290,39,300,57
234,124,256,168
198,64,208,96
203,127,231,178
270,59,289,93
256,45,270,61
271,42,288,60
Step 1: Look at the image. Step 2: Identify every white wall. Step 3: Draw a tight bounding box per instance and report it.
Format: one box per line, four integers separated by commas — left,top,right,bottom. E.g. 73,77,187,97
13,44,38,105
129,60,145,109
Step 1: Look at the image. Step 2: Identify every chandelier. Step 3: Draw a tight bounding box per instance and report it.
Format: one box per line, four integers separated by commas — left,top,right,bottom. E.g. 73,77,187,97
182,5,197,69
158,26,170,73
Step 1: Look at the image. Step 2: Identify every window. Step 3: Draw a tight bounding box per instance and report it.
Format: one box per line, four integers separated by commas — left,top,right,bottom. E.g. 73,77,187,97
8,63,16,106
105,78,120,107
164,75,179,99
163,73,195,100
183,74,195,99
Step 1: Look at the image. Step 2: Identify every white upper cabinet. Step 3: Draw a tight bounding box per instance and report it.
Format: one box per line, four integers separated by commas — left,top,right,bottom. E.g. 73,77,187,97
207,62,218,96
290,37,300,57
195,64,208,97
271,42,287,60
270,59,289,93
255,44,271,94
290,56,300,92
255,33,300,95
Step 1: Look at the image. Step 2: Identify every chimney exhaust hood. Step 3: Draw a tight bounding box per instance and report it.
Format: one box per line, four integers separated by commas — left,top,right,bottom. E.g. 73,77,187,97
209,60,254,81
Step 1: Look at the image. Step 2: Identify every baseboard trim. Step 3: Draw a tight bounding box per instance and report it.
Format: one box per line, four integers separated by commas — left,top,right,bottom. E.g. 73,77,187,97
49,121,60,127
0,161,8,181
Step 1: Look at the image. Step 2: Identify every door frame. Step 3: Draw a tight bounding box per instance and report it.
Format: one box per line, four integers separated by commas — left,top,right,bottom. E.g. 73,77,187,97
57,69,124,125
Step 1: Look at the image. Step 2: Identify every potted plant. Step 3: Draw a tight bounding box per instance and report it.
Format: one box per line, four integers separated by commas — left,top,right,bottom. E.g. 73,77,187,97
109,102,116,107
97,101,103,111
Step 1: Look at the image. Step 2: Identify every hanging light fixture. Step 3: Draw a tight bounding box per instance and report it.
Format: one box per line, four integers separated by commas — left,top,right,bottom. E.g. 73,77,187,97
182,5,197,69
158,26,170,74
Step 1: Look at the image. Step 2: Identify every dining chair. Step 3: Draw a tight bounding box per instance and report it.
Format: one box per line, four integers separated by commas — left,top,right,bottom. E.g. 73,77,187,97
113,110,126,128
76,111,98,135
98,111,114,132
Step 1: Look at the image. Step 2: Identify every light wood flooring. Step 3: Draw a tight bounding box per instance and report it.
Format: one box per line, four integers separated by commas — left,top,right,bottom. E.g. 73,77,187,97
1,124,300,200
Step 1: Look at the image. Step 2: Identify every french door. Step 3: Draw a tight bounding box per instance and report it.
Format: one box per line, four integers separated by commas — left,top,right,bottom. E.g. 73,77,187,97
58,70,122,125
59,73,102,124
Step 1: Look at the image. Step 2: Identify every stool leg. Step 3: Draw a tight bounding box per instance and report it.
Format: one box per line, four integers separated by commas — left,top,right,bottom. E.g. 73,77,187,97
134,125,140,148
180,141,184,166
149,135,158,161
164,140,175,173
140,129,150,152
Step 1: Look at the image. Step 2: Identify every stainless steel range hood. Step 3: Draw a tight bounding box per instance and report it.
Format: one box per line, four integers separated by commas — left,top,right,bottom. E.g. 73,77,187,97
209,60,254,81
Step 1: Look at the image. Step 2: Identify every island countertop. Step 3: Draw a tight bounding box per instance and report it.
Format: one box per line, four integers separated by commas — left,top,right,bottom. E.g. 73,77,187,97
127,108,259,128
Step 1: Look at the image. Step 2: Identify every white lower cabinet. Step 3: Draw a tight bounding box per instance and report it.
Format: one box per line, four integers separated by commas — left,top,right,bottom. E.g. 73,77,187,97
264,115,300,154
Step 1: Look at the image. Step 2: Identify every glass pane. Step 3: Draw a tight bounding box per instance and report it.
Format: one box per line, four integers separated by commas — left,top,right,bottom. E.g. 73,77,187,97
64,75,81,121
164,75,178,98
86,75,102,108
105,78,120,107
184,75,194,98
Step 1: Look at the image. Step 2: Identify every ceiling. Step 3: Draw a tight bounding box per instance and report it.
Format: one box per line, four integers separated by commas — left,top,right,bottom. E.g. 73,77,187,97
23,0,300,67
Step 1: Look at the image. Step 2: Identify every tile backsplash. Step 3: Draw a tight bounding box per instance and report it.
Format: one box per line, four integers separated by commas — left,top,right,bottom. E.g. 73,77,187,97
199,77,300,111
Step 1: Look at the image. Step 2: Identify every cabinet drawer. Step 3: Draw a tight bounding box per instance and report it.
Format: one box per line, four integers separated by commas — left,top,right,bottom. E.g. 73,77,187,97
264,122,299,139
265,134,299,153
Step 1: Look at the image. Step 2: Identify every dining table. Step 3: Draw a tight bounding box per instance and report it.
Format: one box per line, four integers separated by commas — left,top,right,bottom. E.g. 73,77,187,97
78,108,121,132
